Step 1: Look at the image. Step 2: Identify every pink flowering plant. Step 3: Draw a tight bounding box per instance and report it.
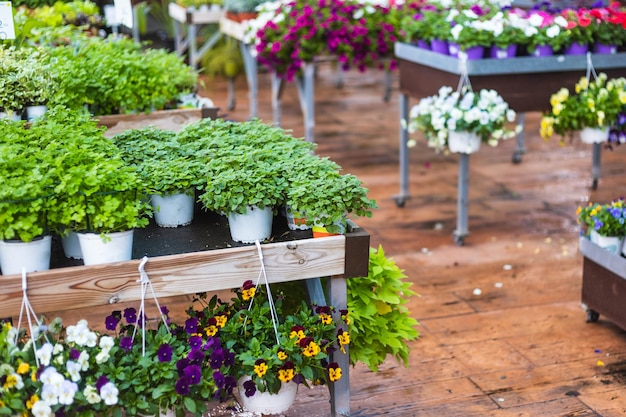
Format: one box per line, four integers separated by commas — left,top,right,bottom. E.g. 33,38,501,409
254,0,400,80
0,318,121,417
588,2,626,47
187,280,349,402
101,305,218,417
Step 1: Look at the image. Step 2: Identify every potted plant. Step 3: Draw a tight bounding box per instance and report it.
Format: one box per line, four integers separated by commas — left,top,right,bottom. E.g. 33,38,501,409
285,170,377,236
588,3,626,53
114,127,203,228
188,280,349,414
0,118,56,274
559,8,595,55
407,85,519,154
445,6,494,58
577,198,626,254
540,73,626,144
0,318,122,416
523,9,569,56
102,305,218,417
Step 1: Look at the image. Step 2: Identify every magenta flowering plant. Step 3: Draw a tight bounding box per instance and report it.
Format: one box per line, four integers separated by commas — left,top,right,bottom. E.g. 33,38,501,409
254,0,400,80
101,306,217,416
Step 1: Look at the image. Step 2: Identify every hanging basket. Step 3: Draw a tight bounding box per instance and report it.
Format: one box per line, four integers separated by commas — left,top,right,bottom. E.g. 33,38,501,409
237,376,298,415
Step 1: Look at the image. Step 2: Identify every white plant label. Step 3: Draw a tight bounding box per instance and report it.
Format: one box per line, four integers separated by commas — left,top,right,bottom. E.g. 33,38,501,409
0,2,16,40
113,0,133,29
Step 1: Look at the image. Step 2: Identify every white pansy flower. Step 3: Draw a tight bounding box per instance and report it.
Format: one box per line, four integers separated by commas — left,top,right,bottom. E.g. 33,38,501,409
31,401,53,417
527,14,543,27
41,383,59,406
36,343,54,366
58,380,78,405
78,350,90,371
66,360,82,382
524,26,538,37
96,350,110,364
99,335,115,351
100,382,119,405
84,385,102,404
53,343,63,355
86,331,97,348
450,24,463,40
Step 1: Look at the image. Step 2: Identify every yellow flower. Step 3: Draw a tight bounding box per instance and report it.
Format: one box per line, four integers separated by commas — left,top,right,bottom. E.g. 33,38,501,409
17,362,30,375
576,76,589,93
4,374,18,389
337,330,350,354
205,325,218,337
302,340,321,357
319,313,332,325
576,206,582,216
552,103,564,116
242,287,256,301
540,117,554,140
328,366,342,382
278,368,295,383
550,88,568,106
26,395,39,409
215,315,227,328
254,360,268,378
277,350,288,361
597,110,605,126
586,97,595,111
619,90,626,104
0,400,5,408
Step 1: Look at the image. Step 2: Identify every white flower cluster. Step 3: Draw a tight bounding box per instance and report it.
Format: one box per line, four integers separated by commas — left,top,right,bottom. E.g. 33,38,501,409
524,13,568,38
29,321,119,417
408,85,518,152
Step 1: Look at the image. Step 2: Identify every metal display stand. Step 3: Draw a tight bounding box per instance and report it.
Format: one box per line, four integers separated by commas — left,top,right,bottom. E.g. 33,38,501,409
219,17,258,116
395,42,626,244
169,3,224,69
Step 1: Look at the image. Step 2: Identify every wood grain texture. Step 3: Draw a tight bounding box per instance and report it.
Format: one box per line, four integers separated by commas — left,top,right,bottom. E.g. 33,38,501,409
0,236,346,316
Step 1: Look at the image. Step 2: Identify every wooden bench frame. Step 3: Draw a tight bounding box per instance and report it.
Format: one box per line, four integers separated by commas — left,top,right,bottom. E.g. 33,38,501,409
0,229,370,416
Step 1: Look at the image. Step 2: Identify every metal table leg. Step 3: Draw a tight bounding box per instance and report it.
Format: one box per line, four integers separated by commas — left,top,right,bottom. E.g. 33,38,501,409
296,64,316,142
394,93,410,207
512,112,526,164
240,43,258,119
454,153,470,245
328,275,350,417
271,73,284,127
592,142,601,190
383,68,392,102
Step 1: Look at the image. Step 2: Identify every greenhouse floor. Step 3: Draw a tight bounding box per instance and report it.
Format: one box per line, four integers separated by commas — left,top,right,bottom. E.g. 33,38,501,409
66,63,626,416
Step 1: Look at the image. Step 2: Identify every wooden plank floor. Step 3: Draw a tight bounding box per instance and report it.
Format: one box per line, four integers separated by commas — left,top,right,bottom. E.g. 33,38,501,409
41,63,626,416
198,64,626,417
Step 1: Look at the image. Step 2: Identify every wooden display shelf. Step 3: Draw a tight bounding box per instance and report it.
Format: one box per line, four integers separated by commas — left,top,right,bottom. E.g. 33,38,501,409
579,237,626,331
395,42,626,112
95,107,220,137
168,3,223,24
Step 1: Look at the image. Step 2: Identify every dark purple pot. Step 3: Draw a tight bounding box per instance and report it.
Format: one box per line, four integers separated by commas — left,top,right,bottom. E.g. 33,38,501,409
564,42,588,55
417,39,431,50
594,43,617,54
459,45,485,60
531,44,554,57
448,42,460,57
490,44,517,59
430,39,449,55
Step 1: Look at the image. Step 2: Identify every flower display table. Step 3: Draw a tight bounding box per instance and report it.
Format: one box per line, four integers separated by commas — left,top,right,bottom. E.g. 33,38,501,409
579,237,626,331
219,17,393,142
0,209,369,417
168,3,224,68
394,42,626,243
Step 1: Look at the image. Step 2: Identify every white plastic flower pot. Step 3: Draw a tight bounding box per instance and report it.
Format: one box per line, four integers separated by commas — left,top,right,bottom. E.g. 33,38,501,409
237,376,298,415
26,105,47,121
579,127,609,144
227,206,273,243
590,230,624,254
283,205,310,231
0,235,52,275
61,231,83,260
77,230,134,266
448,131,481,154
150,192,195,228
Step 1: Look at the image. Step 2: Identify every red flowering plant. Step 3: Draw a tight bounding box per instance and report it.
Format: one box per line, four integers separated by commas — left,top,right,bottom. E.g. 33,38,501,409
187,280,349,403
101,305,218,416
588,2,626,47
254,0,400,80
559,8,594,48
